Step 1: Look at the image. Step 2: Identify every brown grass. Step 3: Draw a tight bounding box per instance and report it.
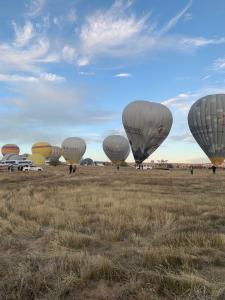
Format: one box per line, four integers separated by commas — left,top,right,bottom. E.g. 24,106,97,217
0,166,225,299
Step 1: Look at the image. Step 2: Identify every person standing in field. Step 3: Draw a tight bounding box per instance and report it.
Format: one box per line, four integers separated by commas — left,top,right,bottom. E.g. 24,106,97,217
212,165,217,175
72,165,77,173
69,164,73,175
190,166,194,175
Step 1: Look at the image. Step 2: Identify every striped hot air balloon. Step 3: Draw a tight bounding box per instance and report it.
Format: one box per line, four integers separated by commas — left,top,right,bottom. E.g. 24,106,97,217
28,154,46,166
32,142,52,159
1,144,20,156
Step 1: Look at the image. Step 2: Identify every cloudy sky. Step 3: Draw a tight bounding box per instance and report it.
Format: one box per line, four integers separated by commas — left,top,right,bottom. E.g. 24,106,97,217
1,0,225,162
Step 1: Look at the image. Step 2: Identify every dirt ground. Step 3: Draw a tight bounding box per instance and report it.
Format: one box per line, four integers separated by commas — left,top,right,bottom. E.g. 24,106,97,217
0,166,225,299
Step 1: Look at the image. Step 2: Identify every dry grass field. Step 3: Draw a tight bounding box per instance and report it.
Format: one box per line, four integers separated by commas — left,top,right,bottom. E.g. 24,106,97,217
0,166,225,300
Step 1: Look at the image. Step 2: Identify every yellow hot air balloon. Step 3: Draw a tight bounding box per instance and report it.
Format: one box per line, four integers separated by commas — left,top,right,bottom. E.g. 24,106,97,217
28,154,45,165
32,142,52,159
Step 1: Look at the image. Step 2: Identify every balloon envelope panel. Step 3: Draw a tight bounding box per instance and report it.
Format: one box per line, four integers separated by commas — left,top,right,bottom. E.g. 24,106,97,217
32,142,52,159
122,100,173,164
1,144,20,156
103,135,130,163
188,94,225,166
62,137,86,164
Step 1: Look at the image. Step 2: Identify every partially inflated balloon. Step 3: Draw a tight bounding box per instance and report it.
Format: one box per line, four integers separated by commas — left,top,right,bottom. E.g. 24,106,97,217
49,146,62,162
103,135,130,164
62,137,86,164
122,100,173,164
188,94,225,166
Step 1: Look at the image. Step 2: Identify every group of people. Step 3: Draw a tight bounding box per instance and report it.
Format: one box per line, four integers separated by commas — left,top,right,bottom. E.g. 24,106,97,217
68,164,77,175
190,165,217,175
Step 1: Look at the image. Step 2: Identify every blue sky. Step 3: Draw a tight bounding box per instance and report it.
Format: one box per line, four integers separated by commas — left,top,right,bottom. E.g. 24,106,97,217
1,0,225,163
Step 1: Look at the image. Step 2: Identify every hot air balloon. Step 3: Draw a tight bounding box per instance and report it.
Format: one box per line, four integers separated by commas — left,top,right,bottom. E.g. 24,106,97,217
49,146,62,162
32,142,52,159
1,144,20,156
28,154,45,166
122,100,173,164
80,158,94,166
103,135,130,164
62,137,86,164
188,94,225,166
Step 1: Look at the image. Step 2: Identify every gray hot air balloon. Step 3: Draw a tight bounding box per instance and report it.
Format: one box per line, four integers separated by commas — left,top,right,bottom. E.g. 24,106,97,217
103,135,130,164
122,100,173,164
80,158,94,166
188,94,225,166
49,146,62,162
62,137,86,164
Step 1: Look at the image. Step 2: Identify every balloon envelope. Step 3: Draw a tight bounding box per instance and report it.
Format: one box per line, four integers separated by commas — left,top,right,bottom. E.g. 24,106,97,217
1,144,20,156
188,94,225,166
49,146,62,161
28,154,45,165
32,142,52,159
62,137,86,164
122,100,173,164
80,158,94,166
103,135,130,163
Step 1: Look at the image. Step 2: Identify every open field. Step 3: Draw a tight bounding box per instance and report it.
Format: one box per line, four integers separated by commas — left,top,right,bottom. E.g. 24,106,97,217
0,166,225,299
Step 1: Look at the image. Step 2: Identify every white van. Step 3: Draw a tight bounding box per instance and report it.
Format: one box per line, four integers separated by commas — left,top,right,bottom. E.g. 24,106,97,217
0,160,32,168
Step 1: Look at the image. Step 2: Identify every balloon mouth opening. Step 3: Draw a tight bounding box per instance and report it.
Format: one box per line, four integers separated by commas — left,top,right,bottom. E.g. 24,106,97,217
210,157,224,166
135,160,144,164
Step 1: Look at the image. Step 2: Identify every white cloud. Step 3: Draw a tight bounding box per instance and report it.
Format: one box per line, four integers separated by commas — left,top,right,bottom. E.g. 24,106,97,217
39,73,65,81
0,82,115,145
77,0,225,66
184,13,192,22
13,21,34,47
212,57,225,71
53,10,77,27
0,74,37,83
162,86,225,113
78,71,95,76
79,0,149,60
62,45,77,62
0,38,49,73
67,10,77,23
159,0,192,35
115,73,131,77
26,0,46,17
0,73,64,83
77,57,90,66
179,37,225,49
170,132,194,143
162,93,194,107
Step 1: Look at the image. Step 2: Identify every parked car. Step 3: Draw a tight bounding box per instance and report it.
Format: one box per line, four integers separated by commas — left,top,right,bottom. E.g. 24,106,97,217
23,166,43,172
136,165,152,170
